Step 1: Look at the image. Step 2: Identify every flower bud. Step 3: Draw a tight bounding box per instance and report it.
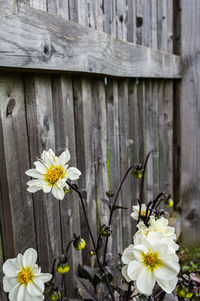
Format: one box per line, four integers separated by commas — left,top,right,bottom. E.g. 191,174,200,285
165,198,174,207
64,187,70,194
89,250,95,257
49,290,61,301
73,236,86,250
56,260,70,274
106,190,114,198
100,225,112,237
131,165,143,179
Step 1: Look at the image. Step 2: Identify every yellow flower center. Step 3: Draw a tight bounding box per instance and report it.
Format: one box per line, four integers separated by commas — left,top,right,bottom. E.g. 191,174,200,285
17,267,34,285
46,166,65,184
143,251,161,270
141,210,146,216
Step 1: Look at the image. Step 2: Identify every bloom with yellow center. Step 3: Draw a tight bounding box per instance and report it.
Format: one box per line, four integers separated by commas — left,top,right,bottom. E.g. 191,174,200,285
3,248,52,301
26,148,81,200
121,232,180,296
131,204,147,221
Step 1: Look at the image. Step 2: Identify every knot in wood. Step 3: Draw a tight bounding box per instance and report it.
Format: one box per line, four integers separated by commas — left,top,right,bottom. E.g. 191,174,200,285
6,98,15,117
136,16,143,28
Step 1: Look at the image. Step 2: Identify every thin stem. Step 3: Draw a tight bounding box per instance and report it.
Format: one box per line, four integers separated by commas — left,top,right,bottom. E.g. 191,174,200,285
51,257,59,281
139,150,156,203
125,281,133,301
103,164,137,265
66,181,115,301
65,239,74,258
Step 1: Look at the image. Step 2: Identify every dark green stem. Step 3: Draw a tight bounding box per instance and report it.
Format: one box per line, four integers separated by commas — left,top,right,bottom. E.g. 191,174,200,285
66,181,115,301
103,164,137,265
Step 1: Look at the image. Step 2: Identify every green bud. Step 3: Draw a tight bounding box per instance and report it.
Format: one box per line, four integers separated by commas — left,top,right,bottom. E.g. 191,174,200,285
56,261,70,274
165,198,174,208
73,237,86,250
89,250,95,256
64,188,70,194
49,290,61,301
131,165,143,179
100,225,112,237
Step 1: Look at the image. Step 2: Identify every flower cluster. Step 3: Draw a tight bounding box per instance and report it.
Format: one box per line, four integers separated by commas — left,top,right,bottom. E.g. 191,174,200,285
2,248,52,301
122,204,180,296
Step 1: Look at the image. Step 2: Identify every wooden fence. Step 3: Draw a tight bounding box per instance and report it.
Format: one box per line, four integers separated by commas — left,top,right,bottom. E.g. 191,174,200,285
0,0,198,300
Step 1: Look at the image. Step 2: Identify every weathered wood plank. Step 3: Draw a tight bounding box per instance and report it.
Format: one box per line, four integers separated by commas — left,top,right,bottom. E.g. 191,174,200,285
0,1,181,78
127,0,136,43
106,79,122,256
0,74,37,254
51,75,82,297
181,0,200,245
24,74,62,271
92,79,109,228
0,225,7,301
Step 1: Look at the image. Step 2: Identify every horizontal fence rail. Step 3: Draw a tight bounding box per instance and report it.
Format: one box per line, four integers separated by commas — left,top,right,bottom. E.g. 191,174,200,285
0,0,181,78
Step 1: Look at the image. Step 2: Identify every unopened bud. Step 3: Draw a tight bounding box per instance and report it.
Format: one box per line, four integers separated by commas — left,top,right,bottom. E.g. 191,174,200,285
131,165,143,179
49,290,61,301
89,250,95,256
64,188,70,194
165,198,174,207
100,225,112,237
73,236,86,251
56,260,70,274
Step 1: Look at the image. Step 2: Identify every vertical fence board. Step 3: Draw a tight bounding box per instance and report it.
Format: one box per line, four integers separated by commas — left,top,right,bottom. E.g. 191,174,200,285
106,79,122,256
24,74,62,272
51,75,82,297
181,0,200,245
0,74,37,254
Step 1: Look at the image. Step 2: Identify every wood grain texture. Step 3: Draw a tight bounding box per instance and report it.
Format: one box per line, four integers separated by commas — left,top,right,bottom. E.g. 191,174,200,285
0,1,181,78
0,74,37,254
24,74,62,271
51,75,82,297
181,0,200,245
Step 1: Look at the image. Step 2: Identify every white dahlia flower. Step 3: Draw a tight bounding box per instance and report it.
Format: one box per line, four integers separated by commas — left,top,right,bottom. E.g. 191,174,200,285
3,248,52,301
136,216,176,240
121,232,180,296
26,148,81,200
131,204,147,220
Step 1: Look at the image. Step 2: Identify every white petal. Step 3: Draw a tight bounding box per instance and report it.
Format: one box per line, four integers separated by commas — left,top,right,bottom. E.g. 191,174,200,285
17,284,26,301
23,248,37,268
136,267,155,296
34,161,48,174
37,273,52,283
127,260,143,280
25,290,44,301
154,259,180,280
27,186,41,193
9,283,20,301
27,179,44,186
27,278,44,296
121,245,135,264
25,169,44,179
3,275,18,292
42,151,54,168
121,265,132,282
16,254,23,269
157,276,178,294
42,184,52,193
133,244,148,261
147,231,162,241
3,258,18,276
67,167,81,180
59,149,71,165
52,185,65,200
